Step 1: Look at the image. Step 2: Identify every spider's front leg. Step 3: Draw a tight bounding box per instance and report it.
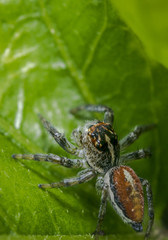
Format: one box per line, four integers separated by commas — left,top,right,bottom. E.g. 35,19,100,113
38,114,80,156
119,124,156,150
140,178,154,240
39,169,95,189
70,104,114,126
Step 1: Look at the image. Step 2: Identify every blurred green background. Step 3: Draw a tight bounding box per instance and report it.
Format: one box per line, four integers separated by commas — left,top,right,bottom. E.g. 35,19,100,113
0,0,168,239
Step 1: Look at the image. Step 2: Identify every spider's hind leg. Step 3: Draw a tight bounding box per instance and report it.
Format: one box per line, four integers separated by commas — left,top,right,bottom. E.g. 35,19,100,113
70,104,114,126
38,169,95,189
140,178,154,239
93,183,108,236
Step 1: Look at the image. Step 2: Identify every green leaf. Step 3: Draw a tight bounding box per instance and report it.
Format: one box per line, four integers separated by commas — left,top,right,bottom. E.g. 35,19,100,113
111,0,168,68
0,234,157,240
0,0,167,238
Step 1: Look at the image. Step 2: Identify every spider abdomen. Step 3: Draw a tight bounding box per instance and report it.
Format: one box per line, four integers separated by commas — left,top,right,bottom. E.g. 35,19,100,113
105,166,144,232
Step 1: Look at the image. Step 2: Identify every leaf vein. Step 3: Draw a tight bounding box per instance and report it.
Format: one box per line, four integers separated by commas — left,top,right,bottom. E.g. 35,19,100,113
38,0,95,104
0,116,43,153
82,0,107,74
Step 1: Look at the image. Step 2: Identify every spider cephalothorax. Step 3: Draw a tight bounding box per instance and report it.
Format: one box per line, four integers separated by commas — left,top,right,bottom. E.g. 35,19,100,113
88,122,118,152
12,104,155,239
82,121,120,173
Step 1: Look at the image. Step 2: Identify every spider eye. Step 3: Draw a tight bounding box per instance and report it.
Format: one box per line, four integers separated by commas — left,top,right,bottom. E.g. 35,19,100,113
88,122,118,151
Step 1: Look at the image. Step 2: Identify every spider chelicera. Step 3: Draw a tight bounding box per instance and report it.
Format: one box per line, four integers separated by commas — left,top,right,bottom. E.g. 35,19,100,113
12,105,155,239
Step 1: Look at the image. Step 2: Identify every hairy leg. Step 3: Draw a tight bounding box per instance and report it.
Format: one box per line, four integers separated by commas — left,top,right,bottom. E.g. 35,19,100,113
39,169,95,189
119,124,156,150
38,114,80,156
140,178,154,239
70,104,114,125
94,184,108,235
120,149,151,163
12,153,87,168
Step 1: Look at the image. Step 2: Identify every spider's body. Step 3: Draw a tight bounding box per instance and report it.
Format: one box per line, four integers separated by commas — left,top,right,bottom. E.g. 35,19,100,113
82,121,120,173
12,105,155,239
106,166,144,232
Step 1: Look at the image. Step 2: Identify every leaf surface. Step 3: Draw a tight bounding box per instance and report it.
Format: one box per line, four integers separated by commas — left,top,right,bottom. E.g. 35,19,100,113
111,0,168,68
0,0,168,238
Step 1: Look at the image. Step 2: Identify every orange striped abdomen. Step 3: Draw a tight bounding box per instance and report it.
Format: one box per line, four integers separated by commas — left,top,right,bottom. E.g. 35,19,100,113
111,166,144,223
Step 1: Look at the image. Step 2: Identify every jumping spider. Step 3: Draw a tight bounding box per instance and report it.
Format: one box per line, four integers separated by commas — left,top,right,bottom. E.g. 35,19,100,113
12,105,155,239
